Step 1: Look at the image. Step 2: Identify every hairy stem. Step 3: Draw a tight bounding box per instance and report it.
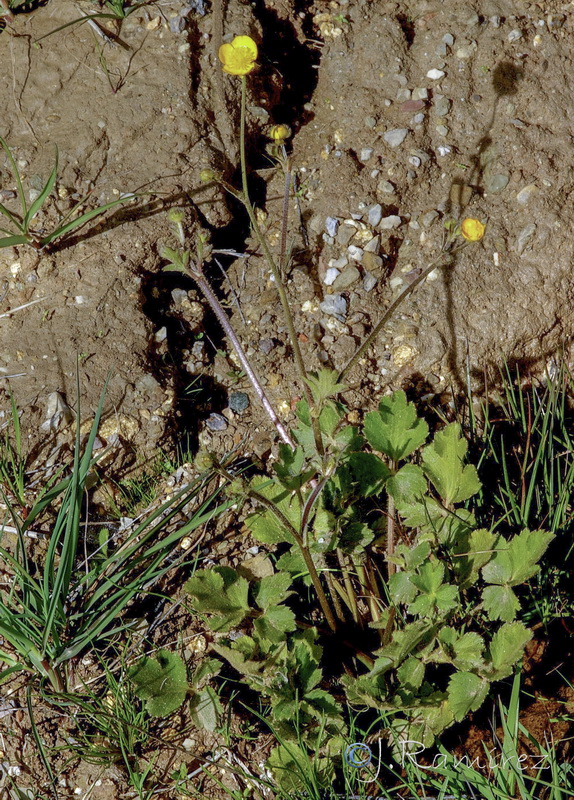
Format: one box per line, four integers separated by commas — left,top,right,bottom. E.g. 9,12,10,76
338,253,454,382
188,261,295,447
247,486,338,632
237,78,324,457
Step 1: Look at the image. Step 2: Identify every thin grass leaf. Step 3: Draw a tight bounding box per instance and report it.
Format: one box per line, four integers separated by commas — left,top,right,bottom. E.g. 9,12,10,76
0,234,30,247
0,135,27,217
39,193,137,246
24,147,58,228
34,2,151,42
0,202,24,230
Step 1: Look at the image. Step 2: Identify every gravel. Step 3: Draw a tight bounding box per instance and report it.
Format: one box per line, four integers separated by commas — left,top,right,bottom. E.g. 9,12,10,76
383,128,409,147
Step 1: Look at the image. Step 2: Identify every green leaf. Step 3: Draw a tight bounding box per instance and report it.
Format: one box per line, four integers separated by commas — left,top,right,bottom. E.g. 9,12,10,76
397,657,425,690
185,567,250,632
447,672,489,721
456,528,497,587
304,369,348,404
408,562,458,617
41,193,137,247
391,540,431,571
422,423,481,504
364,390,428,461
488,622,531,680
375,620,436,666
452,632,485,670
245,477,300,545
254,605,297,643
340,522,375,553
128,650,188,717
0,234,31,248
254,573,293,610
189,685,222,731
348,452,390,496
388,570,418,605
24,147,58,228
410,561,444,594
191,657,222,686
273,444,310,488
275,548,312,585
482,529,554,587
387,464,427,506
482,584,520,622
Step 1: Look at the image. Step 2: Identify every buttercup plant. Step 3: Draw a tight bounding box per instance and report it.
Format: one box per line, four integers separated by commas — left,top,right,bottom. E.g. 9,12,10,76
158,33,552,789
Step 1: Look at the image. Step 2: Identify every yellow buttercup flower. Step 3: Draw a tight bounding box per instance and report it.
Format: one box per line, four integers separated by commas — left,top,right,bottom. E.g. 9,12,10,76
461,218,486,242
269,124,292,144
218,35,258,76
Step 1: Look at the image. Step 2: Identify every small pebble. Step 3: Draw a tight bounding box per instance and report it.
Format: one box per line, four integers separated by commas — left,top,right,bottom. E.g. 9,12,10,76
325,216,339,237
489,16,501,27
259,338,275,354
367,204,382,227
436,125,449,136
333,266,361,289
516,223,536,254
420,209,439,227
547,14,566,29
360,148,374,163
383,128,409,147
516,184,539,205
206,413,228,431
362,252,383,271
426,68,445,80
337,223,357,246
400,99,425,113
412,113,425,124
412,87,429,100
229,391,250,414
154,326,167,343
485,173,509,193
378,179,395,194
442,33,454,46
380,215,402,230
320,294,348,319
408,156,421,168
347,245,364,262
437,145,451,156
365,116,377,128
323,267,340,286
434,97,451,116
507,29,523,42
363,271,378,291
364,236,380,253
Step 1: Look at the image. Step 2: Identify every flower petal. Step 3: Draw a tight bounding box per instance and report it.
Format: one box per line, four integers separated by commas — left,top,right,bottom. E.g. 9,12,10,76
461,218,486,242
218,35,258,75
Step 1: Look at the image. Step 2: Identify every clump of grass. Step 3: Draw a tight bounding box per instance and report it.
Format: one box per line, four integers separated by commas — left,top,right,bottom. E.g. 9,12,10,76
471,362,574,626
0,384,232,693
0,135,136,251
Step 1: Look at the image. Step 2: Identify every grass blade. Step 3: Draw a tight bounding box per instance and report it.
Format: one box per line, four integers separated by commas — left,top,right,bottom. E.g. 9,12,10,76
39,194,137,247
0,135,27,218
24,146,58,227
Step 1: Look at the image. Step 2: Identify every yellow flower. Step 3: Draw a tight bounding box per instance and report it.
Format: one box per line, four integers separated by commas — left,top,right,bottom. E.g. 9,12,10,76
218,35,258,76
269,124,292,144
461,218,486,242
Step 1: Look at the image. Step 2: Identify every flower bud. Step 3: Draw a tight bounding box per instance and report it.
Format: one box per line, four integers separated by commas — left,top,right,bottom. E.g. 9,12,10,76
269,124,292,144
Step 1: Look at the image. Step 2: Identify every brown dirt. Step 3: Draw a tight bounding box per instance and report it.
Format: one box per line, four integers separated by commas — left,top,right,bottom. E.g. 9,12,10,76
2,0,574,797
